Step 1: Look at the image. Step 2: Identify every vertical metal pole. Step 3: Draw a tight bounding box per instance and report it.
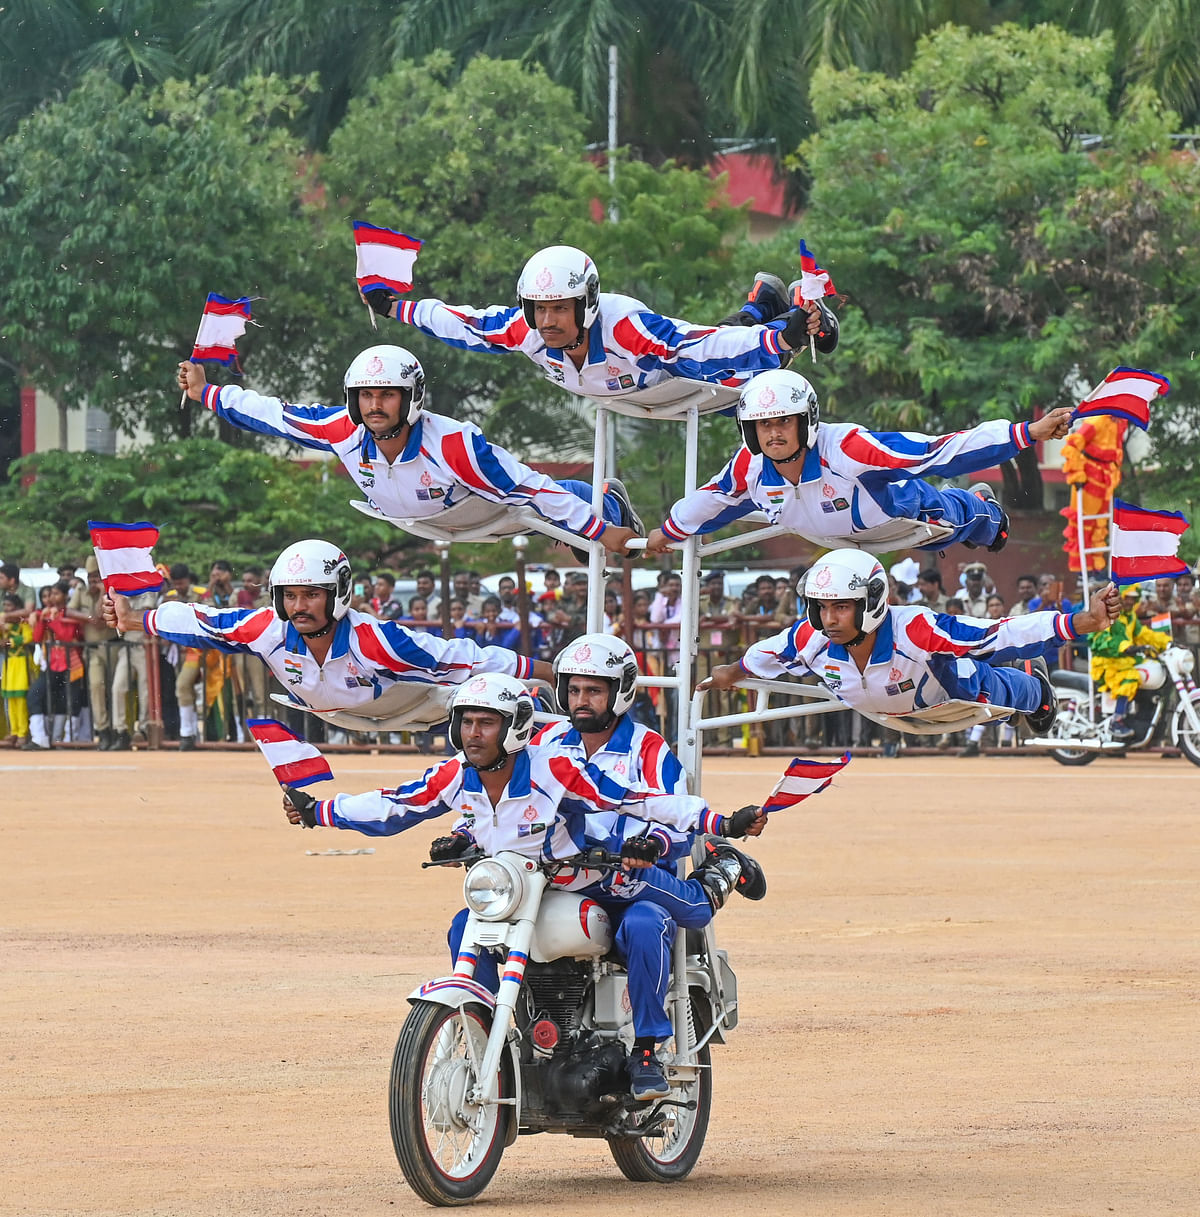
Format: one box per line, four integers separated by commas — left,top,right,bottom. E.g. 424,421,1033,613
587,404,609,635
675,406,702,792
513,535,531,657
608,44,619,223
1073,482,1096,724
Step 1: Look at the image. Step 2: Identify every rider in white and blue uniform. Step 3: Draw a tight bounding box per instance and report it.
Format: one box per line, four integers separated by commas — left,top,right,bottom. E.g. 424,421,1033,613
104,539,550,723
364,245,821,398
700,549,1121,734
177,345,643,557
643,369,1078,555
535,634,767,1098
283,672,766,1102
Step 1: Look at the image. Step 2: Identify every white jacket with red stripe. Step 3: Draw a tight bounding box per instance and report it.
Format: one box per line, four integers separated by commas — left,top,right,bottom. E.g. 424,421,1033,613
662,419,1034,544
197,386,608,539
143,602,531,715
396,291,789,397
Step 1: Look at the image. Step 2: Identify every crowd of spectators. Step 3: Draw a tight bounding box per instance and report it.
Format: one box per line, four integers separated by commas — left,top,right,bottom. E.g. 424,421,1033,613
3,552,1199,754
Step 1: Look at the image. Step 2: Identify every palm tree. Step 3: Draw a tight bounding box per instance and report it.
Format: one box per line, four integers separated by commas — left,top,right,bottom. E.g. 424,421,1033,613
180,0,397,145
0,0,193,139
390,0,730,163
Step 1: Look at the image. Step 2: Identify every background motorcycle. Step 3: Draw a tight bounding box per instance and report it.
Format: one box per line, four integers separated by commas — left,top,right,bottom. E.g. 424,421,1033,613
1041,644,1200,767
388,847,739,1206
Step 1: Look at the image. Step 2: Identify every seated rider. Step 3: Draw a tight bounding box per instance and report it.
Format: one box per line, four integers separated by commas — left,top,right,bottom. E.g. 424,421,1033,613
1088,583,1172,741
700,549,1122,736
644,369,1076,556
282,672,766,1103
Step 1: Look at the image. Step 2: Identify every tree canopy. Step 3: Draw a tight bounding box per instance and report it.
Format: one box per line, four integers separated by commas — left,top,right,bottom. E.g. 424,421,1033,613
793,23,1200,509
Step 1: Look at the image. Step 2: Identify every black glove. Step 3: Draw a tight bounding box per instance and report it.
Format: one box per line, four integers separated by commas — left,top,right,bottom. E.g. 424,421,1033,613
363,287,398,318
778,303,839,354
621,834,664,866
721,805,763,838
285,788,317,828
429,833,473,862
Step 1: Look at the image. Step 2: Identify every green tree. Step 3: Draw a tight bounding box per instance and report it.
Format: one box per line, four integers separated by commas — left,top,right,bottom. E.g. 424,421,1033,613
0,71,313,443
793,23,1200,508
0,441,399,574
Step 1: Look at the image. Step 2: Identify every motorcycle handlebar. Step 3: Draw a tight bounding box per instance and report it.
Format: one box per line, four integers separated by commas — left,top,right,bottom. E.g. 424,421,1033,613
421,847,629,873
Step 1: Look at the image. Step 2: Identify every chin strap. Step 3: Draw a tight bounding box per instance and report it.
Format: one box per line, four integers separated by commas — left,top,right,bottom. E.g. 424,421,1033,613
299,620,334,640
471,748,510,773
774,447,806,465
562,332,587,352
370,422,407,441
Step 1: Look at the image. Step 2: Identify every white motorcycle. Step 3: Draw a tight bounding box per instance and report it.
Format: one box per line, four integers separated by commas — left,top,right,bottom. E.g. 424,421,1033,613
1040,644,1200,767
388,848,738,1206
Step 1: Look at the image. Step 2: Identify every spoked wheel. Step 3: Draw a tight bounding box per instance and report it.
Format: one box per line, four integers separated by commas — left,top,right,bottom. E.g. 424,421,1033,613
1172,699,1200,768
389,1000,510,1206
608,1001,712,1183
1048,744,1099,766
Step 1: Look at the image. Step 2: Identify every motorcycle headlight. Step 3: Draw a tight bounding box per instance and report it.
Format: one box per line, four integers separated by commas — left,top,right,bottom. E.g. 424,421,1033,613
464,858,522,920
1177,649,1195,676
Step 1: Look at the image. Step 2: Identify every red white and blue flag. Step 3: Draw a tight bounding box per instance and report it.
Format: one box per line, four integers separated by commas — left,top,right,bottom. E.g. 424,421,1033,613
353,221,424,294
761,752,850,815
1109,499,1191,585
87,521,165,596
190,294,253,370
247,719,334,788
797,238,837,300
1073,366,1168,431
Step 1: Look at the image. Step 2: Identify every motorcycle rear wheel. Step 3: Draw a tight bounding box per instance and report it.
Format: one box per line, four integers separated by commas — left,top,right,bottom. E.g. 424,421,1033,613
1171,700,1200,768
389,999,510,1206
608,1001,712,1183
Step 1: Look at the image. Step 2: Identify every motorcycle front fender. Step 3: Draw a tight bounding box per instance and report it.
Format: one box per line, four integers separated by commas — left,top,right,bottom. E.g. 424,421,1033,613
406,977,522,1144
1170,688,1200,742
408,975,497,1011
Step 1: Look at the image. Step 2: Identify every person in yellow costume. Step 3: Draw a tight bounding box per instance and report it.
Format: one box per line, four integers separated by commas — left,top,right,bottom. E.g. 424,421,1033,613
1088,583,1170,740
2,594,36,744
1061,414,1126,571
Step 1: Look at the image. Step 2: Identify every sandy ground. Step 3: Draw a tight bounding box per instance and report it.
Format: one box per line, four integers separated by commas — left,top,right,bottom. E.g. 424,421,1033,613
2,748,1198,1217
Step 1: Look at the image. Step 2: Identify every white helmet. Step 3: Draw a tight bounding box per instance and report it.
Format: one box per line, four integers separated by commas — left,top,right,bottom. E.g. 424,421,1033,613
448,673,536,763
552,634,640,722
516,245,600,331
343,345,426,428
736,369,820,456
268,539,353,623
803,548,889,640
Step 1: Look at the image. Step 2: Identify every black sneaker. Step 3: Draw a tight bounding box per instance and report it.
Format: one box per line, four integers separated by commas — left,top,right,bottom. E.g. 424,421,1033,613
1019,656,1057,735
627,1047,671,1101
740,271,789,325
602,477,644,539
966,482,1010,552
1109,720,1137,742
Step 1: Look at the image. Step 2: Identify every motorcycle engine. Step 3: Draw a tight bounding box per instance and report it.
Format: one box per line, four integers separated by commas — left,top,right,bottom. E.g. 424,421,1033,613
537,1039,628,1118
518,959,629,1122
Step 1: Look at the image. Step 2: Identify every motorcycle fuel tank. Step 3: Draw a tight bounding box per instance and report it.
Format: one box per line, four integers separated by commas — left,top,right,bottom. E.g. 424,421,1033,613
530,892,613,962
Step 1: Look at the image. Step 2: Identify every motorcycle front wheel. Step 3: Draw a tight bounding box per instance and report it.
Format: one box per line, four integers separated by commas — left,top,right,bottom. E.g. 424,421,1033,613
389,999,510,1207
1171,699,1200,768
608,1001,712,1183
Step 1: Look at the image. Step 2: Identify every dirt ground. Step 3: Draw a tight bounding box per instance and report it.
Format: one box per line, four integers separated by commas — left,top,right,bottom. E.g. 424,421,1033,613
2,748,1197,1217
